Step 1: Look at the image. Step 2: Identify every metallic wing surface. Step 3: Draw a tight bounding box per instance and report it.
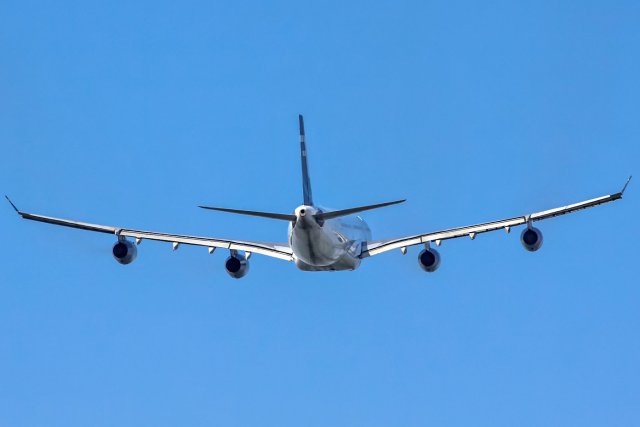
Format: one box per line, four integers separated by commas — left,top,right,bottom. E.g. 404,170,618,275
361,179,630,258
9,204,293,261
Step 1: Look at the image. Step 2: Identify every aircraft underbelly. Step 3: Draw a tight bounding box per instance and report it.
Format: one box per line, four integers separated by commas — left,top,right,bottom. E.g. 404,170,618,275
291,226,342,266
295,254,360,271
289,213,368,271
292,231,360,271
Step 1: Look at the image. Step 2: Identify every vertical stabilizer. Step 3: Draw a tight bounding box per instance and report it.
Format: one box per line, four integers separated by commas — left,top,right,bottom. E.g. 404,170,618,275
299,114,314,206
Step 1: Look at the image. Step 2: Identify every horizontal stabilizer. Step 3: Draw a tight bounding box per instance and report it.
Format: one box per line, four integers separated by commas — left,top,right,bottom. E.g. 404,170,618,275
198,205,296,221
315,199,406,221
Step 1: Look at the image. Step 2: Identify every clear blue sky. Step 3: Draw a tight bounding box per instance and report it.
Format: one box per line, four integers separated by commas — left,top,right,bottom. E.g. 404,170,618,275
1,1,638,425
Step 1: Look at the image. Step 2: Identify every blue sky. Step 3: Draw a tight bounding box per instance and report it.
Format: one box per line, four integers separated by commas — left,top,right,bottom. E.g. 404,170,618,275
1,0,638,425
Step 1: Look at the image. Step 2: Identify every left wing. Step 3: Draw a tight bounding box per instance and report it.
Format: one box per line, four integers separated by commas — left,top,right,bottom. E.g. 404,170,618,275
361,177,631,258
5,199,293,261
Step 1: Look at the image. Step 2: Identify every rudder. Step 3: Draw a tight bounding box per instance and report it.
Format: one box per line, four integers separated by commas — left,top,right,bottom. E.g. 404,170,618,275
299,114,314,206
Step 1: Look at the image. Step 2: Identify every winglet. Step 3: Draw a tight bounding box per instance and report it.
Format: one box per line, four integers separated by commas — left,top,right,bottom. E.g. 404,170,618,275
4,195,20,213
621,175,632,195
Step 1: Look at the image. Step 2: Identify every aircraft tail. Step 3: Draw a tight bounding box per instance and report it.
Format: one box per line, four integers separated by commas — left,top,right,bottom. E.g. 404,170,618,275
299,114,314,206
199,115,405,222
314,199,406,221
198,205,295,221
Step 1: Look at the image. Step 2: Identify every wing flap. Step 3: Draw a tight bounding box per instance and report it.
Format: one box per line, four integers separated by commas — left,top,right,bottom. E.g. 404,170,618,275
118,229,293,260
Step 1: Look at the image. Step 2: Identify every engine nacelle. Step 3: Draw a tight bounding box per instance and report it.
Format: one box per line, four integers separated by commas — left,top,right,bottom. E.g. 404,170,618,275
225,254,250,279
520,227,543,252
112,239,138,265
418,247,441,272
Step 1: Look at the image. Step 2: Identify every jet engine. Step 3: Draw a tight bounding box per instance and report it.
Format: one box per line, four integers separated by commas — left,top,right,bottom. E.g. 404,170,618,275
418,247,441,272
112,239,138,264
520,227,543,252
225,253,250,279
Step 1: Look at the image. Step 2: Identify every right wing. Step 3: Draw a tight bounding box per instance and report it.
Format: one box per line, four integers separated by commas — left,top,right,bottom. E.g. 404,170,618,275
6,199,293,261
361,177,631,258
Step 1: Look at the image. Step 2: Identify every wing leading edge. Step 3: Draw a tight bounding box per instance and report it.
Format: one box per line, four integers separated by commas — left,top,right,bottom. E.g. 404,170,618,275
6,201,293,261
361,177,631,258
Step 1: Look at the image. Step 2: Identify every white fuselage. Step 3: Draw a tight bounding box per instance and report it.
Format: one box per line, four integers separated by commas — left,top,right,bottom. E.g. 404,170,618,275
288,205,372,271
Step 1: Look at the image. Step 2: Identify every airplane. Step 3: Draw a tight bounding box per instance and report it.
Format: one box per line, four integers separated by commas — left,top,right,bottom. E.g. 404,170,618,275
5,115,632,278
